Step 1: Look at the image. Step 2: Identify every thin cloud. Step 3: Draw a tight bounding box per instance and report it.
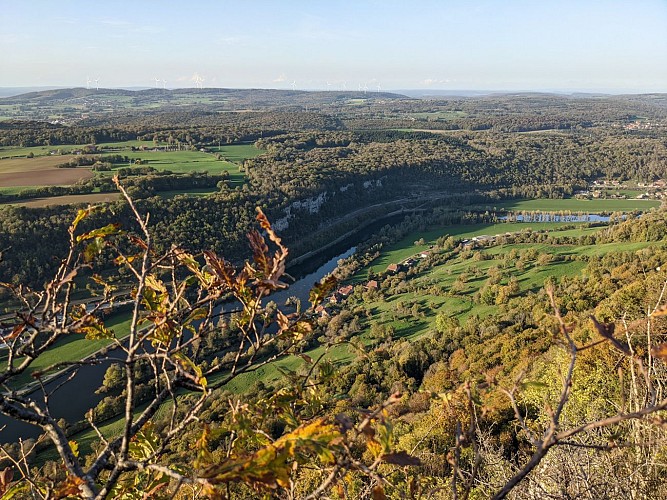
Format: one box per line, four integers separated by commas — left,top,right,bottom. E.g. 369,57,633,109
273,73,286,83
422,78,450,86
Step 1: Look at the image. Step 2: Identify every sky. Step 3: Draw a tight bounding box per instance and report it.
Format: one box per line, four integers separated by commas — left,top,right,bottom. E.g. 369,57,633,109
1,0,666,93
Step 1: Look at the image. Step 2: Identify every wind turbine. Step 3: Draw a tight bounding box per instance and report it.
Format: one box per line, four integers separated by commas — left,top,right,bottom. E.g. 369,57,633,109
162,79,167,89
291,80,296,91
86,76,91,90
95,77,100,90
376,83,382,93
154,77,161,88
342,81,347,91
363,83,368,94
326,81,332,91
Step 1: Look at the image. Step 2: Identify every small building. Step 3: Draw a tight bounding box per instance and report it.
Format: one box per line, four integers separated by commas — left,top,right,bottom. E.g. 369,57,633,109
386,263,400,274
337,285,354,297
315,305,331,318
365,280,379,290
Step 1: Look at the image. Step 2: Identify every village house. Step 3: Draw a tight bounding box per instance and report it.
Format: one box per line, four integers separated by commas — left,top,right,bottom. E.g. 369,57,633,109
386,263,400,274
314,304,331,318
403,258,417,268
365,280,379,290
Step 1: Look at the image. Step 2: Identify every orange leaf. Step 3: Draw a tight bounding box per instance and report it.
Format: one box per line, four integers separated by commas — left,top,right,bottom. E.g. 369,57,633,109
651,343,667,361
371,485,387,500
652,304,667,317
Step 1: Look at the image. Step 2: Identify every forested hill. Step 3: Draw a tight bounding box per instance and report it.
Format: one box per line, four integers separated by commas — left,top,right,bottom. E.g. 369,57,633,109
0,87,409,121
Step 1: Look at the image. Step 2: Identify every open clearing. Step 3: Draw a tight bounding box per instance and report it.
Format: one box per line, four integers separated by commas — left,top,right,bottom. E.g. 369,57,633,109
9,192,121,207
0,142,263,204
478,198,661,212
356,221,598,277
0,155,92,186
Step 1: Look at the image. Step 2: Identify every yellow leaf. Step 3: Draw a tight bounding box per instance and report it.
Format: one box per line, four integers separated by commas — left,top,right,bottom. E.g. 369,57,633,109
69,440,79,458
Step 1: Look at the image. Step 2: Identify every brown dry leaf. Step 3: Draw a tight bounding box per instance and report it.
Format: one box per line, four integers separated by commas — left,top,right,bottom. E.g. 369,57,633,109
590,316,630,354
381,450,422,466
651,343,667,361
371,484,387,500
53,475,85,499
276,310,290,334
0,467,13,487
652,304,667,317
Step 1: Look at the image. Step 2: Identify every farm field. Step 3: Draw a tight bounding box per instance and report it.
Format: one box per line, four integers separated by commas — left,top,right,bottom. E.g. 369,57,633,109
479,197,661,212
9,192,121,207
0,144,91,158
157,188,218,199
210,143,264,162
102,149,236,174
0,154,92,187
0,142,263,204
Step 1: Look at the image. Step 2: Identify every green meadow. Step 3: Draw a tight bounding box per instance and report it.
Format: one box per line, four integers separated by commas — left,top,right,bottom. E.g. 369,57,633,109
477,197,661,212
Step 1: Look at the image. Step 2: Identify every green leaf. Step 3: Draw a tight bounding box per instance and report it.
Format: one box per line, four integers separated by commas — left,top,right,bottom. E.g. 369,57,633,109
76,223,122,242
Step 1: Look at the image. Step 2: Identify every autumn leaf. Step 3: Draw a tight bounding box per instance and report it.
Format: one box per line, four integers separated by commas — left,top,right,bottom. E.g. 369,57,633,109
371,485,387,500
309,275,337,307
382,450,422,466
651,343,667,361
53,475,85,499
200,418,342,489
69,440,79,458
72,310,114,340
652,304,667,317
590,316,630,354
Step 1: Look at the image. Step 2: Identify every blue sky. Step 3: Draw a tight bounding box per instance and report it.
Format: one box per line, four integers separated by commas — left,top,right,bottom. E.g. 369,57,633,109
1,0,666,92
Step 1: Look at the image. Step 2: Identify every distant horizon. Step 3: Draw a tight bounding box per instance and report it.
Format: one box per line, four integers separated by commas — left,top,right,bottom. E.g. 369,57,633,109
0,85,664,100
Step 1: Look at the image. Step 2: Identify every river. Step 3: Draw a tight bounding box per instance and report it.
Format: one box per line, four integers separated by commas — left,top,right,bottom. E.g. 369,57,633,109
0,215,401,443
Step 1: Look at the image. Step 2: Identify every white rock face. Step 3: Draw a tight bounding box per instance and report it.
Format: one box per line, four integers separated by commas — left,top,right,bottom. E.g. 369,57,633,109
275,191,328,230
274,178,385,231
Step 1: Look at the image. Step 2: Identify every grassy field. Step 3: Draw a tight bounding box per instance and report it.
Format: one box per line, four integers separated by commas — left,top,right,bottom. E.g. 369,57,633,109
210,143,265,162
349,226,661,343
478,198,661,212
0,186,33,196
0,145,91,158
3,312,132,389
157,188,218,199
0,142,263,205
357,222,601,278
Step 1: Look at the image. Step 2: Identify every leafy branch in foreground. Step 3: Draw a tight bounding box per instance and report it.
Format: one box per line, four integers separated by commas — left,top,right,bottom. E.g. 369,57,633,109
0,177,420,498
